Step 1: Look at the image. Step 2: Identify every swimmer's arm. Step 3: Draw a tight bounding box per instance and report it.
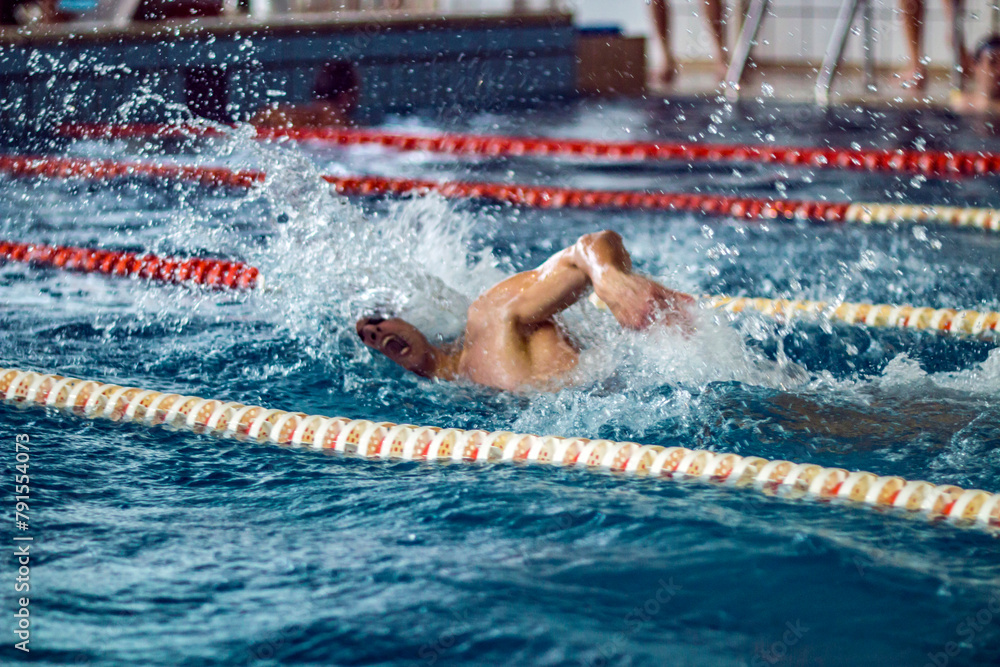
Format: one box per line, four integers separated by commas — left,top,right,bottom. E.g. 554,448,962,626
504,230,694,331
503,249,591,327
570,231,695,331
504,230,645,327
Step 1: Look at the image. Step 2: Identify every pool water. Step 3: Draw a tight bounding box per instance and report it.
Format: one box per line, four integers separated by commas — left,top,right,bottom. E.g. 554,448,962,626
2,97,1000,666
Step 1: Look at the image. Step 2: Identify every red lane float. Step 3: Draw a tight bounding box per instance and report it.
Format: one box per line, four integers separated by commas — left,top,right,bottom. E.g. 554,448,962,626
8,154,1000,231
0,154,265,187
56,122,1000,178
325,172,855,222
0,239,261,290
2,153,849,221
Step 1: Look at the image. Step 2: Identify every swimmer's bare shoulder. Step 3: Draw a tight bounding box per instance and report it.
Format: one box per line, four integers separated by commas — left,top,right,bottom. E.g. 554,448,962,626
458,272,554,390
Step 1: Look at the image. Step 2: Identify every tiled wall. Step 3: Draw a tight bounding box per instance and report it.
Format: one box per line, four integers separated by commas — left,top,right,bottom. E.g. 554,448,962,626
0,15,575,126
567,0,1000,70
280,1,438,12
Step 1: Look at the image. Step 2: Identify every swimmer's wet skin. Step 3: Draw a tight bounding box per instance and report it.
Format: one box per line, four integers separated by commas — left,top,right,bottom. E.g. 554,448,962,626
356,230,695,392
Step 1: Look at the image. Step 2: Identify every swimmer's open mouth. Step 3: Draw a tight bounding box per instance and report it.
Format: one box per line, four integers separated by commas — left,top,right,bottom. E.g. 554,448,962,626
382,334,410,357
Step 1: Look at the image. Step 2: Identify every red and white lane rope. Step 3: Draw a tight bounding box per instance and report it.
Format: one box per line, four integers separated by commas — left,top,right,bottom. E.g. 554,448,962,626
57,122,1000,178
0,155,265,188
3,235,996,338
1,367,996,531
3,154,999,231
0,240,261,290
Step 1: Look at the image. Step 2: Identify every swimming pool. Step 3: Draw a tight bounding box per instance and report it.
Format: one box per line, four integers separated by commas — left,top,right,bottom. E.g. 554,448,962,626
2,97,1000,666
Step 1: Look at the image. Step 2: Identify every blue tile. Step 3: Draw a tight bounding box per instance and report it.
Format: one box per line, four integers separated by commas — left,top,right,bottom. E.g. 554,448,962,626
0,80,28,123
28,48,72,74
0,47,30,74
292,66,314,102
161,40,205,68
63,77,96,119
363,32,400,61
404,30,451,59
0,18,580,124
121,42,160,68
71,44,109,71
242,36,282,66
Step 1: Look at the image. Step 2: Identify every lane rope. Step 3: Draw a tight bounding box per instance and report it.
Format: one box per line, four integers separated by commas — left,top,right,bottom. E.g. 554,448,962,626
0,239,262,290
702,295,1000,338
1,366,996,532
56,122,1000,178
2,234,995,338
3,154,1000,231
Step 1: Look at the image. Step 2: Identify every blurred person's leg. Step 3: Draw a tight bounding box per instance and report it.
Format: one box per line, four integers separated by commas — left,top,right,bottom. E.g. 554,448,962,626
942,0,971,78
704,0,728,75
898,0,927,89
648,0,678,83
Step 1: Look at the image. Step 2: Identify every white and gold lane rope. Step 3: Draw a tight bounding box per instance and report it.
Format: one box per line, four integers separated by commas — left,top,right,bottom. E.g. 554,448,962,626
843,202,1000,231
1,367,996,532
704,296,1000,337
587,294,1000,337
2,235,994,339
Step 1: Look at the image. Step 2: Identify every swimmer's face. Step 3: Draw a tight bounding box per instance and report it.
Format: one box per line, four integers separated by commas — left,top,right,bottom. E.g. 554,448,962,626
356,316,437,377
976,47,1000,98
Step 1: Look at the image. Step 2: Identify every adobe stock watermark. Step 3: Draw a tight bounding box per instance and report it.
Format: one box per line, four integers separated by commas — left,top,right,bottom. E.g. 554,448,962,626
852,522,908,578
65,608,140,666
417,511,592,665
751,620,810,666
417,589,521,666
417,511,595,665
245,622,306,665
582,577,683,667
13,433,32,654
923,591,1000,667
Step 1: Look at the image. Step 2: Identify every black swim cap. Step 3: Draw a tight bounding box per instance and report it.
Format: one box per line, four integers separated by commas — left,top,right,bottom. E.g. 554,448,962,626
313,61,359,103
974,34,1000,62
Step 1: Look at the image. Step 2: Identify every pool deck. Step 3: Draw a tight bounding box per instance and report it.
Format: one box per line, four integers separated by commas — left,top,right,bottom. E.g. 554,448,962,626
0,10,963,119
651,60,960,110
0,11,578,124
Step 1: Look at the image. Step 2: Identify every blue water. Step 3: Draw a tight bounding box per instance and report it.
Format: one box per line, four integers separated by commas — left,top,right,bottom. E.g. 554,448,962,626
2,98,1000,666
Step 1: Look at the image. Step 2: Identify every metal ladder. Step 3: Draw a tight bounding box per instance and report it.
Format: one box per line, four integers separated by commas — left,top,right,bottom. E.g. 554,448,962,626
723,0,877,106
815,0,877,106
722,0,768,102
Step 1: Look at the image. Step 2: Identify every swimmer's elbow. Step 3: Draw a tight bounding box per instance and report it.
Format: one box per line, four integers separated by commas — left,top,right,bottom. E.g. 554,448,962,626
506,299,558,329
503,303,534,328
576,230,623,254
572,230,631,275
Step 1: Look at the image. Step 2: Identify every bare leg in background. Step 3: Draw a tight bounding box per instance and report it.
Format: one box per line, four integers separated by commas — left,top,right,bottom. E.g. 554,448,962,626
899,0,928,89
703,0,728,77
649,0,678,84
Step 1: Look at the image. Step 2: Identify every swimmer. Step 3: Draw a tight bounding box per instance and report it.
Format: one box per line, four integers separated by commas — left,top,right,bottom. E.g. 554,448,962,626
2,0,74,24
252,61,359,129
356,230,695,392
952,35,1000,115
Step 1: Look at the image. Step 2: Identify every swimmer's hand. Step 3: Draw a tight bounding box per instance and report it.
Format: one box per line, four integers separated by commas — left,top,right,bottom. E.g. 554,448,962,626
595,270,695,333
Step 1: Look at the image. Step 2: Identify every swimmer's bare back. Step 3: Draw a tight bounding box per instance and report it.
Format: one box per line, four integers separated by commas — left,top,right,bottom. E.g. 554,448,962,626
356,230,695,392
250,102,352,129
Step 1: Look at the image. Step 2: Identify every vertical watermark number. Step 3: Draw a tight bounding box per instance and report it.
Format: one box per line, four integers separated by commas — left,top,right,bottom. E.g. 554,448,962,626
13,433,31,653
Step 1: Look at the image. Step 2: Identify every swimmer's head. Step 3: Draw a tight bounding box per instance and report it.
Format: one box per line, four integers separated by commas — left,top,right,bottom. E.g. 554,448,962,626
974,35,1000,64
314,61,360,110
974,34,1000,99
356,315,439,378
